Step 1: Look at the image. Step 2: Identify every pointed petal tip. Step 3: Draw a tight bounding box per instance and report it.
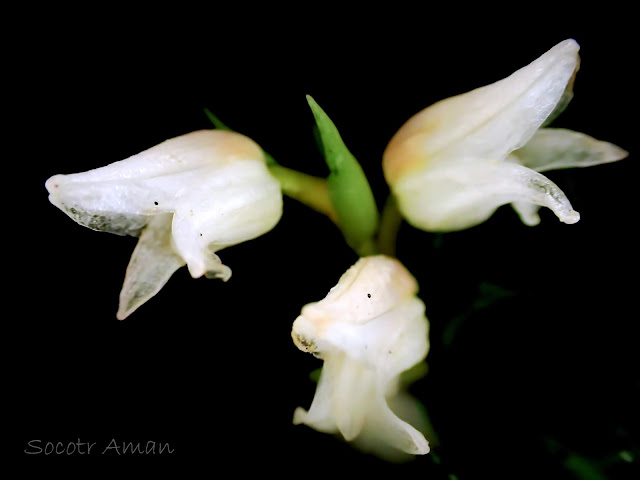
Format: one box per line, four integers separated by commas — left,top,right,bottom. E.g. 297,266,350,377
612,145,630,162
542,39,580,71
547,39,579,57
413,437,430,455
116,299,136,320
561,38,580,52
116,299,139,321
596,141,629,166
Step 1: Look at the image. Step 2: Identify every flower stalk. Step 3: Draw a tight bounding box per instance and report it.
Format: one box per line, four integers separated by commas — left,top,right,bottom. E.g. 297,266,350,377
376,194,403,257
267,164,338,223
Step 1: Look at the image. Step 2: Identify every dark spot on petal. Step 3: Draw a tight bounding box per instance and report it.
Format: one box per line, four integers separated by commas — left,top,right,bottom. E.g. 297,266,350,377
154,201,159,205
367,293,371,298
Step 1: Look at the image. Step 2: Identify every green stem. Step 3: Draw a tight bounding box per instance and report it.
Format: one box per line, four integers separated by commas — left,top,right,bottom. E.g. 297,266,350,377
268,164,380,257
268,164,338,223
355,237,380,257
377,194,403,257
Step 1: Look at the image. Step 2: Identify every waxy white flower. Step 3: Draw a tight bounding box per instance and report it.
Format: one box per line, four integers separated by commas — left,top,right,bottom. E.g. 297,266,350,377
383,39,628,231
46,130,283,319
292,255,430,457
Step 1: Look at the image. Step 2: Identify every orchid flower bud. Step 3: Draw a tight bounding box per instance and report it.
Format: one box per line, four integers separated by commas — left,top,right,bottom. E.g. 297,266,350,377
292,255,430,457
46,130,283,319
383,39,628,232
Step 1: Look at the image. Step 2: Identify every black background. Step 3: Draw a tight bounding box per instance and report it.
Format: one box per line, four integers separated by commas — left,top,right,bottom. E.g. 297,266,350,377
9,6,638,479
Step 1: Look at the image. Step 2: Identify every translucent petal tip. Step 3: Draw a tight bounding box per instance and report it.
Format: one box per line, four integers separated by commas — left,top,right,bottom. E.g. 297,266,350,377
116,307,131,321
559,38,580,53
561,209,580,224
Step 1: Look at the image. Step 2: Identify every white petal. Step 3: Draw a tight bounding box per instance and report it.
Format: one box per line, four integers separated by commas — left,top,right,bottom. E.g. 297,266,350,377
294,354,429,454
511,128,629,172
169,159,282,279
300,255,418,326
511,201,541,226
45,130,270,237
541,55,579,128
293,356,342,433
303,298,428,373
48,130,264,183
383,39,580,185
293,354,372,440
375,298,430,379
394,161,580,231
117,213,186,320
294,353,429,453
354,389,433,461
365,393,430,455
45,174,153,236
331,356,373,440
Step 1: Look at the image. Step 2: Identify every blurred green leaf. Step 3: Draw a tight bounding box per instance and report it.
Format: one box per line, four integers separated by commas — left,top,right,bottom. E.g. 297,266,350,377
433,233,445,249
472,282,515,311
544,436,638,480
443,282,515,347
618,450,634,463
306,95,379,256
309,367,322,383
442,314,466,348
400,361,428,386
564,453,609,480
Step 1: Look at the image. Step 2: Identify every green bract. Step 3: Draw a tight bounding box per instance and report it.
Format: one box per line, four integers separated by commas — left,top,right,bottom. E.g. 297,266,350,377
306,95,380,256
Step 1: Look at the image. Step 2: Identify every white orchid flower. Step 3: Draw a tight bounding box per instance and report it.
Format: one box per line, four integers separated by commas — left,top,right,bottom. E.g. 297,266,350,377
383,39,628,232
291,255,430,457
46,130,283,319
